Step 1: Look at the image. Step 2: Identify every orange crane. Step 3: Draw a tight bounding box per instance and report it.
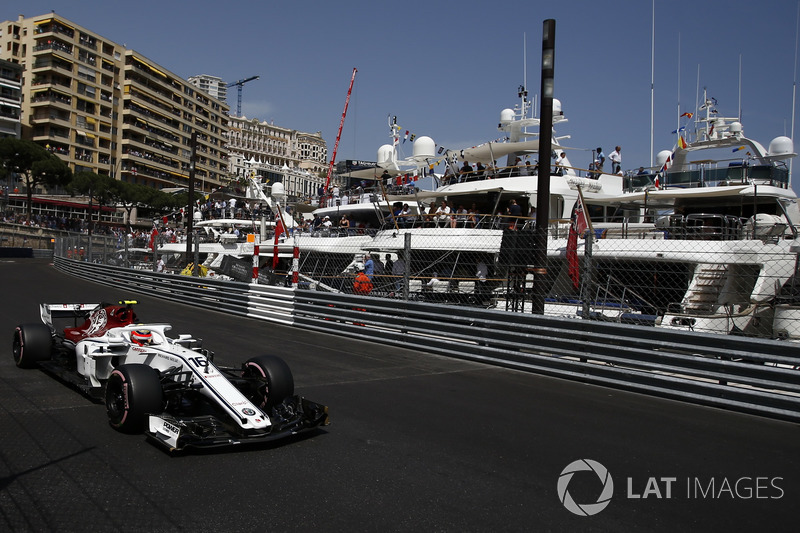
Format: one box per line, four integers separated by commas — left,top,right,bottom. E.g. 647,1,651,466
325,68,357,191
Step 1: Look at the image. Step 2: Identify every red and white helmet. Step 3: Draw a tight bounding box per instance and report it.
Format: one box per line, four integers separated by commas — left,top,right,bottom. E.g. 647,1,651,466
131,329,153,345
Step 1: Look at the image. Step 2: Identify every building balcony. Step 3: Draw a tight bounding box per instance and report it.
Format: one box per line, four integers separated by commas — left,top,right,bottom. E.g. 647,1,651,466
31,111,71,126
30,93,73,110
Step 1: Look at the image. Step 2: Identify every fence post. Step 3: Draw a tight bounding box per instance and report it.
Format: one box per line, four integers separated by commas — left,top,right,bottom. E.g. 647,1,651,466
581,231,594,319
403,232,411,301
193,230,200,276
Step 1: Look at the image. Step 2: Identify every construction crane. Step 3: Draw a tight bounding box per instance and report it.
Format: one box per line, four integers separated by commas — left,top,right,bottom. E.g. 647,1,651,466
325,68,357,191
227,76,259,116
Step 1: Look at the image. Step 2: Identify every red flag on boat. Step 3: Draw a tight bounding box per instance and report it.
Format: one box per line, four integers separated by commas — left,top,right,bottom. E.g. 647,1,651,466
567,191,590,289
272,217,284,269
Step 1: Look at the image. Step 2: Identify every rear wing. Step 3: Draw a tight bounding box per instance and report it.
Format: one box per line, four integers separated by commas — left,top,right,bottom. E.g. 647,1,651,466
39,303,103,328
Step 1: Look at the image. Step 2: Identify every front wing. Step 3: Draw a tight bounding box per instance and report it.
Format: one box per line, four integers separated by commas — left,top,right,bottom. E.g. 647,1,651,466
147,395,329,451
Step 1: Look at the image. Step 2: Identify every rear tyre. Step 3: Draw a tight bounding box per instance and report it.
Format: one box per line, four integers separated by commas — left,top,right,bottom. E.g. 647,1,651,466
243,355,294,408
13,324,53,368
105,364,164,433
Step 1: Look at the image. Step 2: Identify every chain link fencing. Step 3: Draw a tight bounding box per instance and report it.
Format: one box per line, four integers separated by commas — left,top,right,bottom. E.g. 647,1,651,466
53,212,800,340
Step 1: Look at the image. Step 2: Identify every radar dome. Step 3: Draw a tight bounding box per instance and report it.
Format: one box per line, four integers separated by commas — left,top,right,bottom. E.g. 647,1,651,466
377,144,394,166
768,136,795,159
412,136,435,159
553,99,562,115
656,150,673,167
499,108,514,125
728,121,742,135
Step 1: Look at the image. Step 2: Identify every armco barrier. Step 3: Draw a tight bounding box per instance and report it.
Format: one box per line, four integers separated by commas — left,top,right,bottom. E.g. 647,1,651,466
53,256,800,423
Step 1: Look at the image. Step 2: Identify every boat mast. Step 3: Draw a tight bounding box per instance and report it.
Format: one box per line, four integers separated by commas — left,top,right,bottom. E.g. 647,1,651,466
650,0,655,168
791,2,799,188
324,68,358,192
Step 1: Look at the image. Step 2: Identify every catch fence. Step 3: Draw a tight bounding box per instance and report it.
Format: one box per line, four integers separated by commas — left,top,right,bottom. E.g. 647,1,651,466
52,213,800,339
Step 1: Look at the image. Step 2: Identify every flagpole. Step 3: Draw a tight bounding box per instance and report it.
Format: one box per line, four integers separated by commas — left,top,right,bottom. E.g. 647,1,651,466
677,32,681,142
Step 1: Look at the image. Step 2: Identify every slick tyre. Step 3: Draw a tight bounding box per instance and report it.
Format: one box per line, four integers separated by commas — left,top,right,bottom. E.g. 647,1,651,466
105,364,164,433
243,355,294,408
13,323,53,369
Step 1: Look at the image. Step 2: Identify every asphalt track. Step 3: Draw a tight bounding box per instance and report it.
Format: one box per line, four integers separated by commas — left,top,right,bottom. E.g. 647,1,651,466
0,259,798,532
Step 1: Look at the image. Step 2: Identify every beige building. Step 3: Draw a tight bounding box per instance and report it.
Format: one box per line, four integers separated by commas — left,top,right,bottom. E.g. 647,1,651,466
0,13,230,194
227,114,328,200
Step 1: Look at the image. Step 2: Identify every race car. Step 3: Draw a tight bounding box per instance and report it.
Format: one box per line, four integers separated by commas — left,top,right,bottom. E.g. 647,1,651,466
12,300,329,451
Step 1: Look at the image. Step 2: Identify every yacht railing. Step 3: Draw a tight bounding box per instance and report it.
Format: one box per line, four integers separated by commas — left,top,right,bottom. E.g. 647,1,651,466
653,164,789,191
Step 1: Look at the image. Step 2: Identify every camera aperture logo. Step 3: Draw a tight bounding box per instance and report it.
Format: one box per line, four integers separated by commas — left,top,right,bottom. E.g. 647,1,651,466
557,459,614,516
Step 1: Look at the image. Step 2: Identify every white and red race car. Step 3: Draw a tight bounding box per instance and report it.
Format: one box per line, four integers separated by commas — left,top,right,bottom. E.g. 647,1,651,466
12,301,329,451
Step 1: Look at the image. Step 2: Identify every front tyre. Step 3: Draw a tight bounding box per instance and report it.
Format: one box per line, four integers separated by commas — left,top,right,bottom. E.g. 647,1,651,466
13,324,53,368
243,355,294,408
105,364,164,433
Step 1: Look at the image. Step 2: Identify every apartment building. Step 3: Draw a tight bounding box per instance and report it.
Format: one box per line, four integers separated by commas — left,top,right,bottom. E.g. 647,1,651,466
187,74,227,105
0,13,230,194
0,58,22,138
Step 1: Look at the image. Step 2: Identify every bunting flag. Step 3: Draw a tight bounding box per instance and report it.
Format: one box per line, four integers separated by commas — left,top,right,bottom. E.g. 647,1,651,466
403,130,409,143
678,135,687,149
410,134,416,142
680,112,693,118
567,189,591,290
671,126,686,134
732,145,746,153
655,151,673,189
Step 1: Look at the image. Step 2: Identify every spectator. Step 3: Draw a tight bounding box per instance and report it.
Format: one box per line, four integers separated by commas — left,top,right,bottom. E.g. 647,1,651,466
353,264,373,295
363,253,375,280
609,146,622,174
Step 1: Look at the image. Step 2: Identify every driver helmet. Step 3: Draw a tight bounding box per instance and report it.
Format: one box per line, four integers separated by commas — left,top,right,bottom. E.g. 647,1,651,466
131,329,153,345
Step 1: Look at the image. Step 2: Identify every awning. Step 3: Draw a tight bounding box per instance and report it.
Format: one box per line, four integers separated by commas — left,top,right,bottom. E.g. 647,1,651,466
587,185,752,205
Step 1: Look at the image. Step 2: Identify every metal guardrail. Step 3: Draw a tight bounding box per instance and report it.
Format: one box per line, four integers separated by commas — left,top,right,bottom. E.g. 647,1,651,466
53,256,800,423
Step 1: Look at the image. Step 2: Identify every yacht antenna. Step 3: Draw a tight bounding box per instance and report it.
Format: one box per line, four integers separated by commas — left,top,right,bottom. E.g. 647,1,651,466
695,64,700,127
738,54,742,121
523,32,527,116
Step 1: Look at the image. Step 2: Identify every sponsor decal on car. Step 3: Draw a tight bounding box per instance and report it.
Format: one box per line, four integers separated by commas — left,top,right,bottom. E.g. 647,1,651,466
242,408,256,416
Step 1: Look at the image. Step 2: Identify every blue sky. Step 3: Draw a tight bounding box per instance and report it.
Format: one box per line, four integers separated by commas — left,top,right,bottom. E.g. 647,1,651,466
3,0,799,175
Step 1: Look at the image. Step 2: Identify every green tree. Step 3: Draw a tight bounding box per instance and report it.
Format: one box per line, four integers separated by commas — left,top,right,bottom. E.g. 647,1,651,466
69,171,117,235
110,180,181,226
0,138,72,223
